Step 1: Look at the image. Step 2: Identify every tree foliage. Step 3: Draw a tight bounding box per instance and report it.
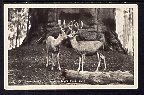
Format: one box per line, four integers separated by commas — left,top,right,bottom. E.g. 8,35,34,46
8,8,29,49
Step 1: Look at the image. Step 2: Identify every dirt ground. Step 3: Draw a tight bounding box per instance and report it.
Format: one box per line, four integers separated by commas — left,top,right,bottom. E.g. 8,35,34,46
8,45,134,85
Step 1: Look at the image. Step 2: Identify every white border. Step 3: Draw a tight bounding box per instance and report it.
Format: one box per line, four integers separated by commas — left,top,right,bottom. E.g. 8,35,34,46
4,4,138,90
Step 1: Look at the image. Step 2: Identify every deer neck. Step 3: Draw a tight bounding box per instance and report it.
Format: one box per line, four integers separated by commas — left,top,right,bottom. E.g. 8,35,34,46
54,34,64,46
70,36,79,49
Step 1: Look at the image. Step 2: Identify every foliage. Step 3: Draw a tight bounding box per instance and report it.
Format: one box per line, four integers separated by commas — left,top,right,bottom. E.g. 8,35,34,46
8,8,29,49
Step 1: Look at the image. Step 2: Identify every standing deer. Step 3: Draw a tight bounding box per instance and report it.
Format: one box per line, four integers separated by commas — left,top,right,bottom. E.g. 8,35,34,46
67,22,106,72
46,25,67,70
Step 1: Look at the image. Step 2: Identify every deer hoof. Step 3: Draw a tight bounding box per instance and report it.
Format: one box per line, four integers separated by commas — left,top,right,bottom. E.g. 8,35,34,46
46,64,48,67
58,67,61,71
51,67,54,71
77,68,80,72
95,69,99,72
103,68,106,71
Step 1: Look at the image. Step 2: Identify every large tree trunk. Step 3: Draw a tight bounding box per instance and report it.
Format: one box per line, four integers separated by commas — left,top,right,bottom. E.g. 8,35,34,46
15,24,19,47
62,69,134,85
115,8,134,55
21,8,127,54
27,8,30,36
22,9,39,45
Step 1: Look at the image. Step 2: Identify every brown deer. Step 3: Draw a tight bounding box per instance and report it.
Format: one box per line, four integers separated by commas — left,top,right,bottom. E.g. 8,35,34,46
46,25,68,70
67,22,106,72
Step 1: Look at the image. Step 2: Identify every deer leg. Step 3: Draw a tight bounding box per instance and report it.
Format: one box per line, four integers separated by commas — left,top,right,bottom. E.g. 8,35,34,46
46,47,49,67
102,55,106,71
103,57,106,71
57,52,61,71
96,52,101,72
46,55,49,67
81,54,85,72
51,53,55,70
100,53,106,71
77,56,81,71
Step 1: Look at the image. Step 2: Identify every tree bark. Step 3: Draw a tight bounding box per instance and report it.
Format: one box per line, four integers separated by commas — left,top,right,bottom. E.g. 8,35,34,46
15,24,19,47
62,69,134,85
27,8,30,35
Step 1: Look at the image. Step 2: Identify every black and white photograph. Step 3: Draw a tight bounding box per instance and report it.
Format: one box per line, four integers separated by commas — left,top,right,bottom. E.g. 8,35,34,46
4,4,138,90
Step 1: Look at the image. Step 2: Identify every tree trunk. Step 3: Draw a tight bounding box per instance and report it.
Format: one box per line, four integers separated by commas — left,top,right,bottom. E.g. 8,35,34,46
21,8,126,52
22,9,39,45
62,69,134,85
27,9,30,36
15,25,18,47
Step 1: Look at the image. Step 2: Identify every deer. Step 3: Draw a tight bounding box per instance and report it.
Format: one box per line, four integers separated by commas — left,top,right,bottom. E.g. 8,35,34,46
46,25,68,70
67,21,106,72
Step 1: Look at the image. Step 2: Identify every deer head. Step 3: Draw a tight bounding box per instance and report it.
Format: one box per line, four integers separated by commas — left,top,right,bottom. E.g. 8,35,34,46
67,30,78,39
67,21,79,39
61,20,83,39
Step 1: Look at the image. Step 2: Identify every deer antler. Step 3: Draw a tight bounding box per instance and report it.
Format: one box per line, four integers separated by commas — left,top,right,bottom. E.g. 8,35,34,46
67,20,74,31
80,21,83,29
74,22,79,27
68,20,75,26
68,22,79,37
59,25,65,34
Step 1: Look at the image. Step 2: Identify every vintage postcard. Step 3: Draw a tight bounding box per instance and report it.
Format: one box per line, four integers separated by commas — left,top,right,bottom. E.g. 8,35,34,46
4,4,138,90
